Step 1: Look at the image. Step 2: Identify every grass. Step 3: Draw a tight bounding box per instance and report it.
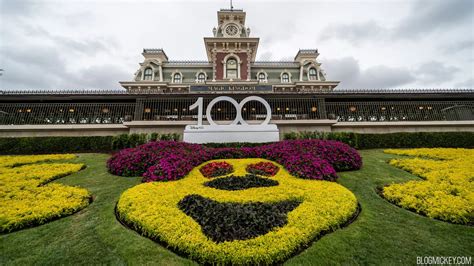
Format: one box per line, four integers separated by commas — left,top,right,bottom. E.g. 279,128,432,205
1,150,473,265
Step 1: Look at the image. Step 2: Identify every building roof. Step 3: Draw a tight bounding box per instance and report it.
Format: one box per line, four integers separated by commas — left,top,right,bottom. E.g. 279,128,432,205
1,88,472,95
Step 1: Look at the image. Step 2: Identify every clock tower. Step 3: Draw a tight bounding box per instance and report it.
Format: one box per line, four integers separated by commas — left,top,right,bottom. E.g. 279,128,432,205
204,8,259,81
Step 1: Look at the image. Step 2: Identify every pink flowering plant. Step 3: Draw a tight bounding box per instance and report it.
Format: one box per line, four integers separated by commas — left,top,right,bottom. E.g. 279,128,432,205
107,140,362,182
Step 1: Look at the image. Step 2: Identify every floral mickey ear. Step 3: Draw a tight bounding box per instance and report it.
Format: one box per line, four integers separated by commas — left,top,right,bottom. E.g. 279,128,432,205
200,161,234,178
246,162,279,176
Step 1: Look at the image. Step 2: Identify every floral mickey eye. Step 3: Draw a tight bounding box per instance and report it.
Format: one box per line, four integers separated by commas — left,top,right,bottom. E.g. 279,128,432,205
199,161,233,178
246,162,279,176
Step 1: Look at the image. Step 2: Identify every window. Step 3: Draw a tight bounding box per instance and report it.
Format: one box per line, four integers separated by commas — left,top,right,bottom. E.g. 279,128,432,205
309,68,318,80
197,73,206,83
226,58,238,79
173,73,182,83
258,72,266,82
144,68,153,81
282,73,290,83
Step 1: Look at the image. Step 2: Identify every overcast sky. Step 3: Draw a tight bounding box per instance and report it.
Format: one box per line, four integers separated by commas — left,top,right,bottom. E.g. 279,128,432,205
0,0,473,90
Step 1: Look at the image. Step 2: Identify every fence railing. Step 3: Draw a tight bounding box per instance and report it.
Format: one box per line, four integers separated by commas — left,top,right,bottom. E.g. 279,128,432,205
325,101,474,122
0,103,135,125
0,99,472,125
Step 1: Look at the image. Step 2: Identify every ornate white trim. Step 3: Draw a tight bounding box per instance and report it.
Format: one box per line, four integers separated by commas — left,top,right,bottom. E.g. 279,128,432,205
306,63,319,81
222,53,241,80
170,71,183,83
280,70,292,83
195,70,208,83
256,70,268,83
221,21,242,38
142,66,154,81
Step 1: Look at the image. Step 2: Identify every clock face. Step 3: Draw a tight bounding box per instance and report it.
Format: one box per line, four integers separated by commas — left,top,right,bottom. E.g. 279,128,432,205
225,24,239,36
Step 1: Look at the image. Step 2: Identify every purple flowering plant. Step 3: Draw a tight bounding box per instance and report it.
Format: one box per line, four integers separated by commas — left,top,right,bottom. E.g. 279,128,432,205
107,140,362,182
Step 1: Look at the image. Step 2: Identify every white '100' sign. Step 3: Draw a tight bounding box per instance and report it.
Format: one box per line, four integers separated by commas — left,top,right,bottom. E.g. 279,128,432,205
189,96,272,126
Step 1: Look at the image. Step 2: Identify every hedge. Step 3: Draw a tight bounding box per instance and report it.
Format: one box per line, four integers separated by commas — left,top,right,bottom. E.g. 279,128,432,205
283,131,474,149
0,133,180,155
0,131,472,154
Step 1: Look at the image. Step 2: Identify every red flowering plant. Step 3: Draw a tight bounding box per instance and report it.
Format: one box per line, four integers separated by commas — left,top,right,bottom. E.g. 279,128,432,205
246,162,279,176
199,161,234,178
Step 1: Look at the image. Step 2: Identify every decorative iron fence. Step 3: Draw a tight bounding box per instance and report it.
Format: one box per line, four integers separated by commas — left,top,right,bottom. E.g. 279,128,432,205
0,98,473,125
0,103,135,125
325,101,474,122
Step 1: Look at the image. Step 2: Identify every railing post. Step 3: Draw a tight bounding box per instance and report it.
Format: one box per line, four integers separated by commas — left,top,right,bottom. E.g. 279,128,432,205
318,98,327,119
134,98,145,121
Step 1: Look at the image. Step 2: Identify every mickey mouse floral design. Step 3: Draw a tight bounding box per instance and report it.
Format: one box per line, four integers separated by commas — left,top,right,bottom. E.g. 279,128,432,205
110,140,362,264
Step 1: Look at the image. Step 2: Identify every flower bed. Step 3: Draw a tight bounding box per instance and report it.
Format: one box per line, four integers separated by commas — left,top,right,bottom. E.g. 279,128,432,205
382,148,474,225
116,158,358,265
199,161,234,177
107,140,362,182
0,154,91,233
246,161,279,176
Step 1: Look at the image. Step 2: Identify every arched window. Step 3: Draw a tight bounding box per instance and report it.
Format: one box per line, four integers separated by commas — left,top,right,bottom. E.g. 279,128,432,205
144,68,153,81
226,58,238,79
309,68,318,80
197,73,206,83
258,72,266,82
173,73,182,83
281,73,290,83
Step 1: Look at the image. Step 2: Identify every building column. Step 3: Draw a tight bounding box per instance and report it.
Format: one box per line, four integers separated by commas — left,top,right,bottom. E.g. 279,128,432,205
247,50,251,81
299,65,304,81
212,50,217,81
159,65,163,82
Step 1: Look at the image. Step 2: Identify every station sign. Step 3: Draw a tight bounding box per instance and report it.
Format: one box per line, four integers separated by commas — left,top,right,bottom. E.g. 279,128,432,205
189,85,273,93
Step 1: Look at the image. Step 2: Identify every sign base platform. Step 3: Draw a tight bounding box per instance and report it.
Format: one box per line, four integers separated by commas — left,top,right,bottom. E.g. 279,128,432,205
183,124,279,144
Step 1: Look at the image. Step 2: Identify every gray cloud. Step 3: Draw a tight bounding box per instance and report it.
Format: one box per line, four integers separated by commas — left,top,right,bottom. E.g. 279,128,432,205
257,51,273,61
72,64,129,89
441,40,474,54
21,24,110,55
0,0,472,90
0,16,123,89
455,78,474,88
0,0,41,17
319,0,473,43
395,0,474,38
0,42,127,89
319,21,385,44
415,61,460,84
323,57,416,89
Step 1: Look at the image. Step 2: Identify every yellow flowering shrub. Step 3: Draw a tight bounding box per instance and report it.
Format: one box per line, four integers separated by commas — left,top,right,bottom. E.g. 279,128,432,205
383,148,474,224
0,154,91,233
0,154,76,168
117,158,358,265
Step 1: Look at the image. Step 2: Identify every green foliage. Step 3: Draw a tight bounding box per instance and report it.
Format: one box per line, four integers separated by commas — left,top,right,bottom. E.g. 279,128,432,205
1,131,472,154
178,194,301,243
356,132,474,149
0,136,114,154
204,174,279,191
0,133,181,154
283,131,474,149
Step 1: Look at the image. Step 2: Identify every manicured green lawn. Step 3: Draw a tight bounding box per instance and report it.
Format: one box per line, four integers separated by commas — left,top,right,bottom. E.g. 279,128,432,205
1,150,473,265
